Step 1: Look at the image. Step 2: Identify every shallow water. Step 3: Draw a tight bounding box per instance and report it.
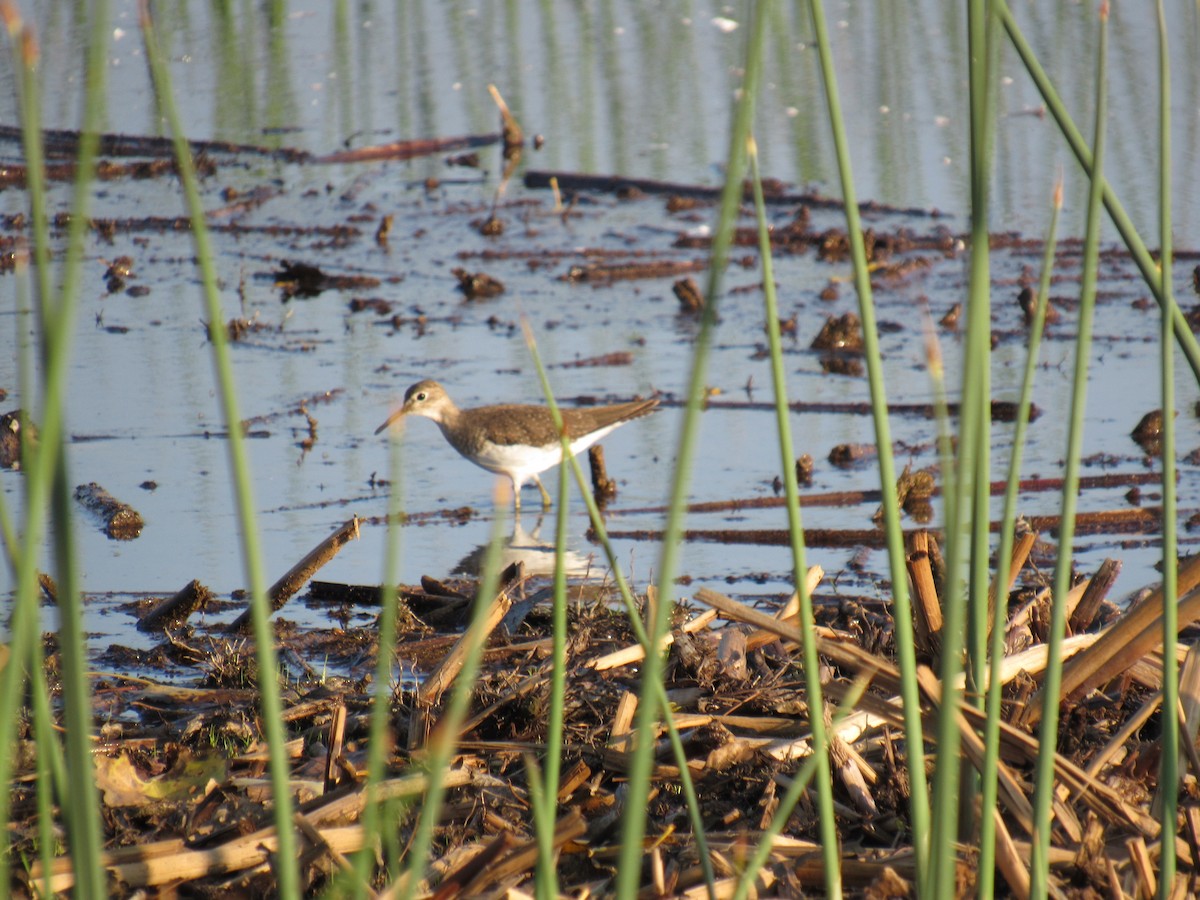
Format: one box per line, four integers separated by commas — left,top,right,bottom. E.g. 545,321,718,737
1,1,1197,650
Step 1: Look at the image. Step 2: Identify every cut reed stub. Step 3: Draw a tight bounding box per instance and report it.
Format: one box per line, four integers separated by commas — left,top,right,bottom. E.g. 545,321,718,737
795,453,814,486
1130,408,1168,457
453,267,504,300
906,530,943,664
0,408,37,470
588,445,617,507
810,311,863,352
1018,284,1061,328
672,276,704,313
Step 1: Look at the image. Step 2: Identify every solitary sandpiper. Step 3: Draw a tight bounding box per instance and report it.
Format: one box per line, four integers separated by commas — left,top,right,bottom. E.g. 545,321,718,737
375,380,659,509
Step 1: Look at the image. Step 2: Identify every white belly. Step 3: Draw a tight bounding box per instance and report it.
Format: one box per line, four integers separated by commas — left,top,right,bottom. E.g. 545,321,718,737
469,424,621,488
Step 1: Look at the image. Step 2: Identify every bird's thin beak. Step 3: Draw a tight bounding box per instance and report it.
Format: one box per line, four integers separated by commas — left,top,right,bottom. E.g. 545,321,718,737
374,408,406,436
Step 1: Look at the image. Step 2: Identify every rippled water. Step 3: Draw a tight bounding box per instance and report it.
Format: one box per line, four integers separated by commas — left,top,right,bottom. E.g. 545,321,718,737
1,1,1197,649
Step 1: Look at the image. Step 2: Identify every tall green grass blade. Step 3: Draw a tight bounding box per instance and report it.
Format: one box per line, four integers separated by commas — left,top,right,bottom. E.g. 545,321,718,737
0,24,46,826
0,466,14,573
138,5,300,895
521,321,716,897
32,621,68,898
0,24,49,884
524,750,552,900
516,400,571,900
964,0,1000,714
932,0,999,885
994,0,1200,386
398,497,509,900
1154,1,1178,894
613,5,768,895
0,5,108,893
978,181,1061,897
353,437,407,897
920,314,957,571
1030,7,1109,897
47,4,110,886
0,46,35,581
0,251,31,589
806,0,929,886
746,135,840,898
731,673,874,900
34,712,54,899
532,427,571,900
50,453,105,898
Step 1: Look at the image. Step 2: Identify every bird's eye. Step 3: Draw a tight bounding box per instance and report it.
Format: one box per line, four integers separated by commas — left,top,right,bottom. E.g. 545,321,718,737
417,392,427,401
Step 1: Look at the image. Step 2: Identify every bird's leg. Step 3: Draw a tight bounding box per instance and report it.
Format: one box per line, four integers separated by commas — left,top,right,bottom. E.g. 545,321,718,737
512,475,522,511
533,475,553,508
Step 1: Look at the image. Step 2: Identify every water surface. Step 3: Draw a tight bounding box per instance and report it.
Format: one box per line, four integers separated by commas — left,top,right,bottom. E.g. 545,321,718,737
0,1,1196,648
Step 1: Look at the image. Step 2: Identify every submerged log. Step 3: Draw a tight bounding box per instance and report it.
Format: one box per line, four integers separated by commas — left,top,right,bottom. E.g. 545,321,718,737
73,482,144,539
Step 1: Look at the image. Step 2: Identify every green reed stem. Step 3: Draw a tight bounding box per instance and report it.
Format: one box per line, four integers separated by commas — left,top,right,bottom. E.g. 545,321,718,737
1154,1,1178,893
1030,8,1108,898
0,24,46,882
994,0,1200,387
34,737,52,897
527,429,571,900
0,14,43,845
536,433,572,900
921,313,957,563
746,135,840,898
51,452,105,899
138,5,300,895
33,653,59,899
522,322,716,898
354,439,407,897
965,0,1000,717
0,187,34,581
524,750,552,900
398,497,509,900
51,4,111,890
612,4,767,895
0,6,108,894
931,0,999,887
806,0,929,886
731,673,872,900
978,180,1061,897
0,470,14,576
31,647,68,804
0,284,24,577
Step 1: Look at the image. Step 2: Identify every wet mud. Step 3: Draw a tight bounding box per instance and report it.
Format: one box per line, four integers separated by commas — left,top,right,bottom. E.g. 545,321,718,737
13,539,1196,896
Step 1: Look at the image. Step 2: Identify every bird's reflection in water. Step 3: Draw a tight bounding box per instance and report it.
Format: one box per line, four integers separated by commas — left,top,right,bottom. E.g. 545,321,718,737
452,514,596,579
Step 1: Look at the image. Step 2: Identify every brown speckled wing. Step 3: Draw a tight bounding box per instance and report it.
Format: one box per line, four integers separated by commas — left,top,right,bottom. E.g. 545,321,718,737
560,399,658,439
452,398,658,449
459,405,561,448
